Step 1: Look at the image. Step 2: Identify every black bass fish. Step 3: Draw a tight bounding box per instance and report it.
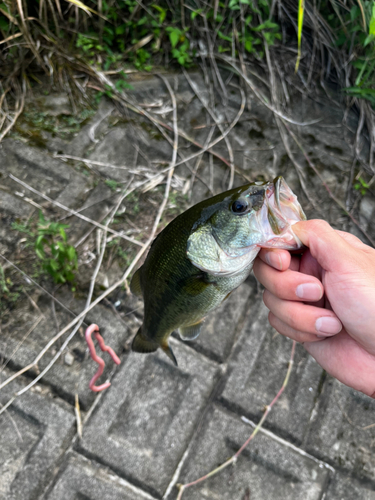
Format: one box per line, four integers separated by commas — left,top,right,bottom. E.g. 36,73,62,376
131,176,306,365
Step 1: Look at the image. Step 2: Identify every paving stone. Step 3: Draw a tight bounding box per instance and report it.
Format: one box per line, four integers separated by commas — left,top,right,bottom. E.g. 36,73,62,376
1,139,75,185
87,122,173,183
323,471,375,500
172,404,331,500
33,94,72,117
65,182,115,245
0,373,75,500
218,301,324,445
172,276,256,364
54,174,89,208
358,196,375,242
0,190,34,217
65,100,115,157
304,377,375,479
0,190,35,254
0,138,90,223
77,339,219,498
0,71,373,500
45,452,156,500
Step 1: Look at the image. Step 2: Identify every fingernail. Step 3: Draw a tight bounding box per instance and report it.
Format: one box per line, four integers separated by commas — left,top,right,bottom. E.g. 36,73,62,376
296,283,322,301
315,317,342,335
265,252,282,270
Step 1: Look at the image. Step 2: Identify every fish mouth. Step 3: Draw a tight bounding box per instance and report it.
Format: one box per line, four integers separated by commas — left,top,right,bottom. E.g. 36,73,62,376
258,176,306,250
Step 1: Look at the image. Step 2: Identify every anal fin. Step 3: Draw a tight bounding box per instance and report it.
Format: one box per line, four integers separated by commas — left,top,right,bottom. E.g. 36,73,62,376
179,319,204,341
161,342,178,366
130,268,143,298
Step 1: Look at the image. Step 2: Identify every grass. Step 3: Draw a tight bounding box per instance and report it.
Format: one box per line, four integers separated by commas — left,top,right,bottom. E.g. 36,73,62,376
0,1,373,108
12,212,78,286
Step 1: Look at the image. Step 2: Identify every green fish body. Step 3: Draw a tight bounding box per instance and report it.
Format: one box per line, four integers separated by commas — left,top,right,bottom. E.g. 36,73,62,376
131,177,306,364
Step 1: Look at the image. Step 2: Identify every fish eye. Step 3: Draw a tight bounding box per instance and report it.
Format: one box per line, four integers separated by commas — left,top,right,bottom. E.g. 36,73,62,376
231,198,250,215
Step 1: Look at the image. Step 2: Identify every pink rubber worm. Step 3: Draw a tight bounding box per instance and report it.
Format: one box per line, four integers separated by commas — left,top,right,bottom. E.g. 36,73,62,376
85,324,121,392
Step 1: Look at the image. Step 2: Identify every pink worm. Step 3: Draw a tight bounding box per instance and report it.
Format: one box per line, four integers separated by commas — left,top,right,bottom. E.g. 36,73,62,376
85,324,121,392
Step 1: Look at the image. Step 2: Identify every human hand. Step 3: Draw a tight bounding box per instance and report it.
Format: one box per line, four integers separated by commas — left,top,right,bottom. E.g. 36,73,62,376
253,219,375,397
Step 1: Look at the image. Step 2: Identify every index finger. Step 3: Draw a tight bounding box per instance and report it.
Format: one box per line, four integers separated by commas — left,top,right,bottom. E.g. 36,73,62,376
257,248,300,272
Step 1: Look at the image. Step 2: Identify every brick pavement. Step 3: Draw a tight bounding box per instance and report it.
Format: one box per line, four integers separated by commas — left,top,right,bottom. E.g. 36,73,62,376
1,74,375,499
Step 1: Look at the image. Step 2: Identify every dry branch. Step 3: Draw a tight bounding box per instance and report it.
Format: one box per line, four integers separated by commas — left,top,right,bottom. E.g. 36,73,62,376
9,174,143,247
176,341,296,499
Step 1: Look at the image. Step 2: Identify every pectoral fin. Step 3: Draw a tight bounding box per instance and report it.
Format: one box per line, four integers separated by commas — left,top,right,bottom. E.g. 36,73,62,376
182,274,210,296
130,268,143,298
179,319,204,341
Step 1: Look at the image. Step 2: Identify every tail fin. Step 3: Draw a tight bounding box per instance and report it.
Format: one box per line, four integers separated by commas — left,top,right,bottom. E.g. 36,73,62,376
132,327,158,354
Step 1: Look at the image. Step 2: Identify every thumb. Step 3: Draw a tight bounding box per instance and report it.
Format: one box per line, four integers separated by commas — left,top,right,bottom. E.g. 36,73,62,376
293,220,359,273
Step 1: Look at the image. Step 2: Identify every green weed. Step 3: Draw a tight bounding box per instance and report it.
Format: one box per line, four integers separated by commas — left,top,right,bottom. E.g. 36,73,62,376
325,1,375,101
354,176,370,196
166,27,192,66
12,213,78,286
0,265,21,313
0,264,10,294
105,179,121,191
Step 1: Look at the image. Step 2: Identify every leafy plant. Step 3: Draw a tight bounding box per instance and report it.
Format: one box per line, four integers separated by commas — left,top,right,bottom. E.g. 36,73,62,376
95,72,133,103
0,266,21,312
323,1,375,102
105,179,121,191
0,264,10,294
166,27,192,66
12,213,78,285
354,176,370,196
207,0,281,60
34,213,78,284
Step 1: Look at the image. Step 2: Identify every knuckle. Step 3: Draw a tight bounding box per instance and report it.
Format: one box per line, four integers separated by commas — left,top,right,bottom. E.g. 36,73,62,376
288,315,300,331
268,311,276,327
308,219,332,234
272,279,285,298
263,290,271,308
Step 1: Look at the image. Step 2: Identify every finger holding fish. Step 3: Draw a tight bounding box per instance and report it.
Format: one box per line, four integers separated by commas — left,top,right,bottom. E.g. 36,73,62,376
263,290,343,338
253,256,324,303
268,312,331,343
256,248,292,272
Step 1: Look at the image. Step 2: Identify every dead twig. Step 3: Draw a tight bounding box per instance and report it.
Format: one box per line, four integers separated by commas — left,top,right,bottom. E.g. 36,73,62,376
283,122,375,247
215,54,322,127
0,182,119,401
263,44,321,213
0,64,180,414
0,254,86,325
9,174,143,247
176,341,296,499
0,315,44,376
75,394,83,438
0,81,26,143
183,70,240,190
